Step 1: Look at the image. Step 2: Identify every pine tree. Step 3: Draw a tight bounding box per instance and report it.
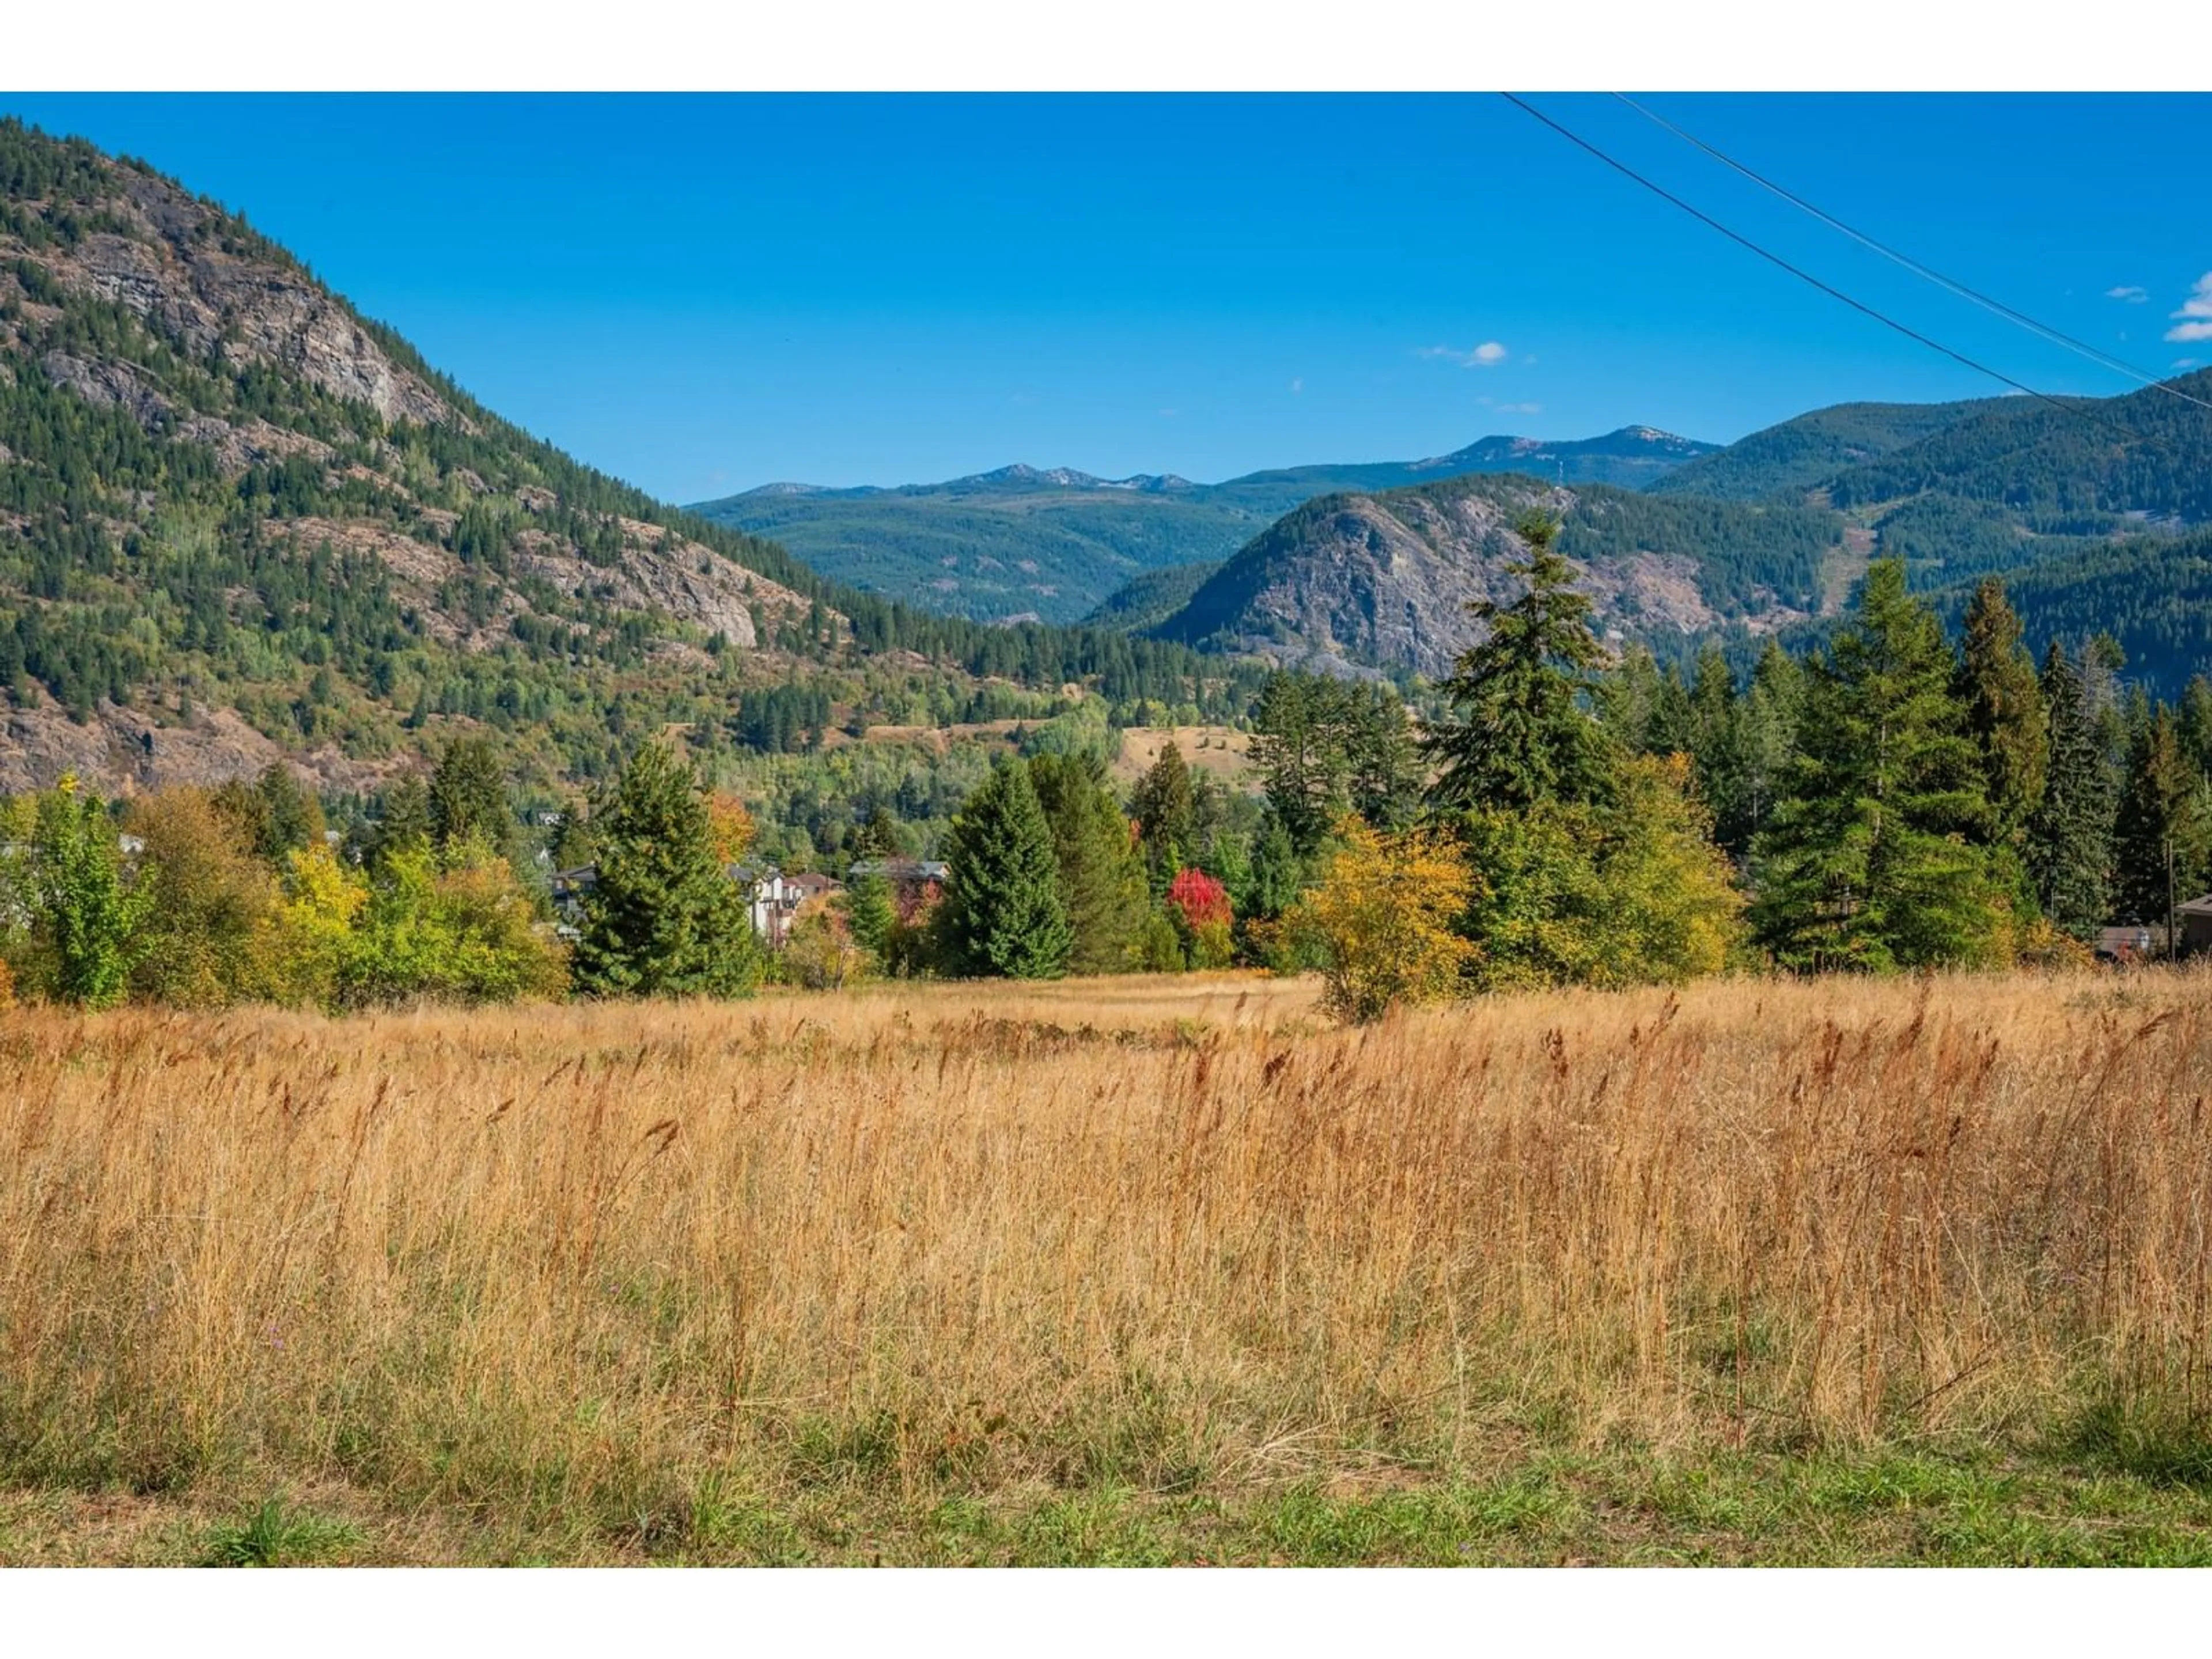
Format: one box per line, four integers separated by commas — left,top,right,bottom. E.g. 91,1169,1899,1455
1751,559,2011,971
429,734,512,859
2025,643,2116,940
1028,751,1146,975
1954,578,2049,847
1425,513,1616,813
937,757,1073,979
572,739,763,997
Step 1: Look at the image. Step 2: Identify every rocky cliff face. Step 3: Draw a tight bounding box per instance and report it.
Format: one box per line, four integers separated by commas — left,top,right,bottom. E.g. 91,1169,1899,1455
0,120,836,794
50,174,453,429
1150,474,1796,679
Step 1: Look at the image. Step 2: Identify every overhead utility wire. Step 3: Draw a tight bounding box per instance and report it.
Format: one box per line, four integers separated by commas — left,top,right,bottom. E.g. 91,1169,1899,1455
1610,92,2212,415
1495,92,2151,448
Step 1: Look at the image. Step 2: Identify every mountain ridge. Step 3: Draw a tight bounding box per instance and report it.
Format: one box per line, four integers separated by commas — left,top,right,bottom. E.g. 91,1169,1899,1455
688,425,1719,624
0,118,1237,798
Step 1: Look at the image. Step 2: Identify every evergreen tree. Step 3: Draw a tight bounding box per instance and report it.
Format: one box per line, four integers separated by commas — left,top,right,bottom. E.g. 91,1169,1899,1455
2113,703,2212,944
2025,643,2116,939
214,763,325,867
1751,559,2012,971
548,798,597,870
1740,642,1804,843
1129,742,1196,884
854,804,904,860
368,773,434,871
1244,814,1306,923
2179,675,2212,781
1250,673,1354,854
936,758,1073,979
1344,683,1423,831
844,869,897,961
1425,513,1615,813
1028,752,1146,976
572,739,763,997
1954,577,2049,846
429,734,511,859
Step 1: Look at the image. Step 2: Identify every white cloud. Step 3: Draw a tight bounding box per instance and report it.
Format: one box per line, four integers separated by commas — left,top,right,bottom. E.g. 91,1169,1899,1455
1494,402,1542,415
1418,341,1509,369
2165,272,2212,342
2175,358,2201,370
2107,285,2149,302
1289,377,1304,395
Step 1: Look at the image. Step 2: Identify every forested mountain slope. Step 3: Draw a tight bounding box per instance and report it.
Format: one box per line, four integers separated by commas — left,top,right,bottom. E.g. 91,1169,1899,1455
1821,370,2212,529
1147,472,1843,678
688,427,1717,624
1645,397,2005,501
0,120,1240,796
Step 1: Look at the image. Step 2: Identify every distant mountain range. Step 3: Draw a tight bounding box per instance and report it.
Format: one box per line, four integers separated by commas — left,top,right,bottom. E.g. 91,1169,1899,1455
687,426,1721,624
1126,370,2212,694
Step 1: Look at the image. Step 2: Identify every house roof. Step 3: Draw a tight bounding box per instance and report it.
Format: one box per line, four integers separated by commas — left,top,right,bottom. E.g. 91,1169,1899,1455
850,857,949,881
2179,894,2212,917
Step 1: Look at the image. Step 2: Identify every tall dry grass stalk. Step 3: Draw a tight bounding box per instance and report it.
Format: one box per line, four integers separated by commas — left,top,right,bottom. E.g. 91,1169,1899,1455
2,968,2209,1518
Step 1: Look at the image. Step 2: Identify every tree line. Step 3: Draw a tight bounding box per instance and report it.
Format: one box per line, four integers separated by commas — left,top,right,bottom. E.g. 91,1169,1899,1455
5,516,2209,1019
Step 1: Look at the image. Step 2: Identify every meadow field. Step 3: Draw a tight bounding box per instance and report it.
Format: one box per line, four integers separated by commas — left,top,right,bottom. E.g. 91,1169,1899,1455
3,967,2211,1566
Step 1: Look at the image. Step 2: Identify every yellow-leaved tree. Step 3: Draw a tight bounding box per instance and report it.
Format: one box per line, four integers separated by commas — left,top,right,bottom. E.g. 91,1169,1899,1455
1291,817,1476,1024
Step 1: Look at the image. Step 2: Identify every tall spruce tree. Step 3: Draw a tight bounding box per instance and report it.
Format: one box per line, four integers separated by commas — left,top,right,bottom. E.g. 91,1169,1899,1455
1345,683,1423,830
572,739,763,997
1954,578,2049,847
1751,559,2010,971
1250,673,1355,854
2113,703,2212,945
2025,643,2116,939
1245,815,1306,922
1129,741,1196,886
1425,513,1615,813
937,758,1073,979
1028,752,1146,975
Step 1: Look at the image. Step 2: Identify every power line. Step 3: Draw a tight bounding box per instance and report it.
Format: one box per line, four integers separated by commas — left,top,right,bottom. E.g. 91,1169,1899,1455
1495,92,2149,447
1611,92,2212,415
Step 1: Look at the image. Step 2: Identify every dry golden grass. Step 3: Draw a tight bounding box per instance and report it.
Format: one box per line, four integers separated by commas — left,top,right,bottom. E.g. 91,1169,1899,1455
3,965,2210,1560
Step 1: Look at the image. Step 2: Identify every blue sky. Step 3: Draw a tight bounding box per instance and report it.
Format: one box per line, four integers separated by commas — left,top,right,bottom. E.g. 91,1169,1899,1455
3,93,2207,499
